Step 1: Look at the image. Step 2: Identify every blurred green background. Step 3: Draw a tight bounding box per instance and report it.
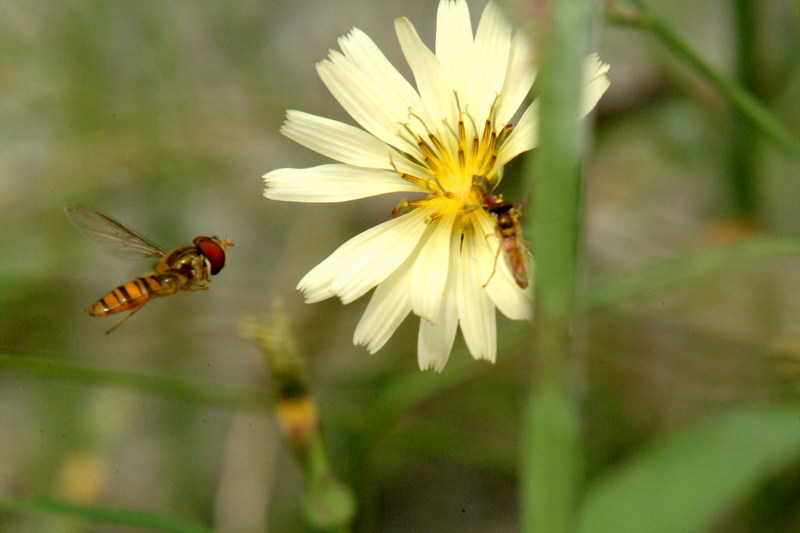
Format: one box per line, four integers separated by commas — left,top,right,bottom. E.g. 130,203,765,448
1,1,800,532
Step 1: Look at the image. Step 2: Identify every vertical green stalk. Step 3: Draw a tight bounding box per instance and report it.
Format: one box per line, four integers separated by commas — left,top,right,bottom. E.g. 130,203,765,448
520,1,593,532
728,0,760,220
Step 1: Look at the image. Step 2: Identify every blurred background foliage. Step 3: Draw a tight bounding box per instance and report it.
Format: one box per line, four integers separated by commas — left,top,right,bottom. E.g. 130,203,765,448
1,0,800,532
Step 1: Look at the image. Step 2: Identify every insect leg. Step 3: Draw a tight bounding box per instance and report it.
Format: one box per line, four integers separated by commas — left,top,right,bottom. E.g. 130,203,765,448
103,305,145,334
482,237,503,288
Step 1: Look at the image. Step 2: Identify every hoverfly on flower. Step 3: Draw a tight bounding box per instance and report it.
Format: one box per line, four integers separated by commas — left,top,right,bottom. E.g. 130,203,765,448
471,175,530,290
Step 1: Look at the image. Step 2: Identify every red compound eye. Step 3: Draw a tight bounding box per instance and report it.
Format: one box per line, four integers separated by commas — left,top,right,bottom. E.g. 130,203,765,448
193,236,226,275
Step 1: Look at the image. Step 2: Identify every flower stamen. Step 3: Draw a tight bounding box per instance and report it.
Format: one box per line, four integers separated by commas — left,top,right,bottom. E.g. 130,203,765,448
388,156,428,188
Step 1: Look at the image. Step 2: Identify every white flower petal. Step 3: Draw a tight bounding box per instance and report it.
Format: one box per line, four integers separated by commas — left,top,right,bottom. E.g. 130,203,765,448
338,28,425,117
457,225,497,362
263,164,425,203
281,110,430,181
395,16,456,141
353,259,413,353
317,51,414,153
418,316,457,372
297,208,430,303
487,270,533,320
332,215,428,305
417,228,460,371
435,0,472,93
582,53,610,117
496,32,536,125
496,53,608,167
280,110,394,169
410,213,455,321
496,99,539,167
468,1,512,123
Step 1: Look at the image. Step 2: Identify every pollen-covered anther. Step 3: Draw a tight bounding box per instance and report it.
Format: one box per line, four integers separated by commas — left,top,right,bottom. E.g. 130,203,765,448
428,133,447,157
417,139,440,170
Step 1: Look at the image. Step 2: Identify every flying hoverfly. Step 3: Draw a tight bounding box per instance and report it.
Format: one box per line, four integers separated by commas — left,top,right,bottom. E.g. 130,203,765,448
472,175,531,289
64,203,233,333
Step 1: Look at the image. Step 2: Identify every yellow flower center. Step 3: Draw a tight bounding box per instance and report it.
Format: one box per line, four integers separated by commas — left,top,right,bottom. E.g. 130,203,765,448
393,96,510,225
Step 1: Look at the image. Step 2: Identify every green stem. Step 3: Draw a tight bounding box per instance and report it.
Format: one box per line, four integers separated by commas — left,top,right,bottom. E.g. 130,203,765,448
521,1,593,531
607,0,800,162
0,499,214,533
0,354,270,410
578,236,800,311
302,432,355,533
728,0,760,218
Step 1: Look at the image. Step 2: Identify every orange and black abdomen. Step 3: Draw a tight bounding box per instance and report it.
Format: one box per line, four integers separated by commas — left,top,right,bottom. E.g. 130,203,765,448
87,274,179,316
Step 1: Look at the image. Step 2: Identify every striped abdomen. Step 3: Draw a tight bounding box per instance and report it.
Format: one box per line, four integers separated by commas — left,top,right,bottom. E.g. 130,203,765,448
498,234,529,289
494,212,529,289
87,274,180,316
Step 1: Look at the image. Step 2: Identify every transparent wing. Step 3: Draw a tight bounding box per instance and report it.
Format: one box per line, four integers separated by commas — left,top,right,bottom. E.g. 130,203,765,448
64,203,167,260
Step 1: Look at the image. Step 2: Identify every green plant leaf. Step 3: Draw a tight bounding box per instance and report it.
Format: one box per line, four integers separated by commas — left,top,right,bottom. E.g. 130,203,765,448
577,404,800,533
579,237,800,311
0,499,214,533
0,353,269,410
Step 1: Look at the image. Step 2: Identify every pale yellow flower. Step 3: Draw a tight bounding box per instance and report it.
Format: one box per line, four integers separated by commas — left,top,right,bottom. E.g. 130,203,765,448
263,0,609,370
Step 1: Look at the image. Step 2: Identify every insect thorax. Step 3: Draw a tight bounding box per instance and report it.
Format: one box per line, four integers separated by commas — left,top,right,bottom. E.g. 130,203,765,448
158,245,209,283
